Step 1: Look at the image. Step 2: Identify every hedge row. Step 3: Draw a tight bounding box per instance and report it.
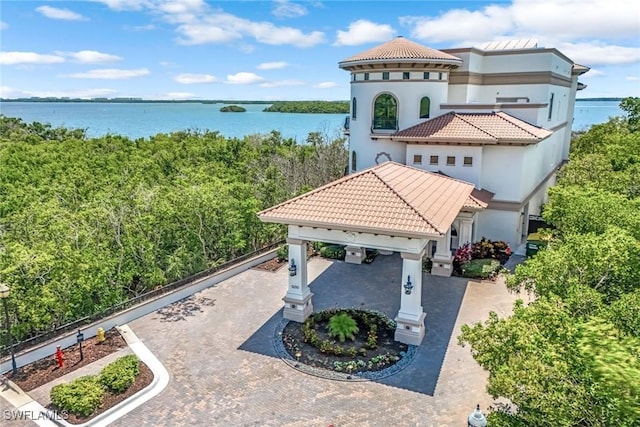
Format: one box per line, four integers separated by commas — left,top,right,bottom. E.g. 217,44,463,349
50,354,141,417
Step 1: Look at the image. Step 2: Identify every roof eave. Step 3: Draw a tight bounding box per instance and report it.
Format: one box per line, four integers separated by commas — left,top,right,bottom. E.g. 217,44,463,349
257,215,444,238
392,136,498,144
339,57,463,70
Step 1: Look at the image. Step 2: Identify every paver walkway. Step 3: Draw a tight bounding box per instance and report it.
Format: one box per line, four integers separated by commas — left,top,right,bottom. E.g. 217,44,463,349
108,253,523,427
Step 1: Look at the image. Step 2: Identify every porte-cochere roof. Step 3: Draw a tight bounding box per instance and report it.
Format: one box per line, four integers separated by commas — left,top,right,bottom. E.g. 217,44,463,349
258,162,487,238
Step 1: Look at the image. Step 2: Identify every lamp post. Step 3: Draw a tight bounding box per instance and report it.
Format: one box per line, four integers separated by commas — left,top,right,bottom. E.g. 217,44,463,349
0,283,18,376
468,404,487,427
76,329,84,361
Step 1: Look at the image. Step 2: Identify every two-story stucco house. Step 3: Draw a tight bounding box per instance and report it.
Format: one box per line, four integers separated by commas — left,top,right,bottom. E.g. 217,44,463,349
340,37,589,252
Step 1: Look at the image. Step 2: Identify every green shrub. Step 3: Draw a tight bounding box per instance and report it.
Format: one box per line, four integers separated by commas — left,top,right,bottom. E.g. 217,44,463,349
50,375,104,417
461,258,501,279
327,313,359,342
276,244,288,261
319,245,346,260
99,354,140,393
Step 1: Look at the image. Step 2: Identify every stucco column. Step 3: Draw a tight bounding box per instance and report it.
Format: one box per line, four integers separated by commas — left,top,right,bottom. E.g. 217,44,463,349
432,229,454,277
282,238,313,322
459,218,474,246
395,251,426,346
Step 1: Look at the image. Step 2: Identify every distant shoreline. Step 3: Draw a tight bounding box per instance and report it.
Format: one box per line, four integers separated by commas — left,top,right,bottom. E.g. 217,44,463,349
0,97,624,104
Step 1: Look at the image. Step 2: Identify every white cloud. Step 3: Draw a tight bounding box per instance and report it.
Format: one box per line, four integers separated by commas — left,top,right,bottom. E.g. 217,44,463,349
400,6,511,44
259,80,304,88
0,21,8,30
313,81,338,89
556,42,640,66
509,0,639,40
257,61,289,70
163,92,196,99
1,86,118,99
174,73,217,84
226,72,265,85
582,69,605,78
58,50,123,64
626,76,639,81
272,0,308,19
0,52,65,65
36,5,88,21
94,0,152,11
401,0,639,44
63,68,150,79
176,23,242,44
334,20,396,46
124,24,156,31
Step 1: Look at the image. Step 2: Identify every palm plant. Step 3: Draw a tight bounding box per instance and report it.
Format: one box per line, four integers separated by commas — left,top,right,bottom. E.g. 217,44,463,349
327,313,359,342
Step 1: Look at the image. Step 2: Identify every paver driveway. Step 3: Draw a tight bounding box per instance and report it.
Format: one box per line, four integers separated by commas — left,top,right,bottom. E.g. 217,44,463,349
113,254,521,427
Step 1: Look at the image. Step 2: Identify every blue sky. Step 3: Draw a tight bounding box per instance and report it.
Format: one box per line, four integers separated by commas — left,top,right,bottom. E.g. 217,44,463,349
1,0,639,100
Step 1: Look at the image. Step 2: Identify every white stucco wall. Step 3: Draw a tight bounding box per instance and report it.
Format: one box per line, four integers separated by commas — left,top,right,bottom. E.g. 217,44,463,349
406,145,483,186
480,146,525,200
475,209,521,245
349,77,450,170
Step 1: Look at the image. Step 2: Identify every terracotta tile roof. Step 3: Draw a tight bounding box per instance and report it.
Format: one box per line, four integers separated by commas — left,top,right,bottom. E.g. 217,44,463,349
572,63,590,75
465,188,494,210
258,162,482,237
339,36,462,65
393,112,551,143
434,171,494,210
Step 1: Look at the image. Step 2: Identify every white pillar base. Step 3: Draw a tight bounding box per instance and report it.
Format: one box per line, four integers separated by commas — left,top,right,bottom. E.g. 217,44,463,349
394,312,426,345
283,293,314,323
431,253,454,277
344,245,365,264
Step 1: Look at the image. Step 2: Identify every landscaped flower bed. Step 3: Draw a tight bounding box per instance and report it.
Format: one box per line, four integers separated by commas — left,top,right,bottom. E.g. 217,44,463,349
282,308,409,374
453,238,511,279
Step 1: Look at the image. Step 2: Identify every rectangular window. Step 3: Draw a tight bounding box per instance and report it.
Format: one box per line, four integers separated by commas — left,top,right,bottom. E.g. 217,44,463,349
352,74,356,82
403,72,410,80
430,155,439,165
382,72,389,80
439,72,444,80
423,72,430,80
446,156,455,166
548,93,555,120
463,156,473,167
413,154,422,164
364,72,369,81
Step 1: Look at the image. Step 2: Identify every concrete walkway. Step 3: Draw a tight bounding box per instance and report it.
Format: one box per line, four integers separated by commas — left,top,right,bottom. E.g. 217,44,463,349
108,253,522,427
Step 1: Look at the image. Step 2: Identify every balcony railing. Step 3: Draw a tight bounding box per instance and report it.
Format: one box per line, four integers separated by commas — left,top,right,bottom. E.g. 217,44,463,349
371,117,398,132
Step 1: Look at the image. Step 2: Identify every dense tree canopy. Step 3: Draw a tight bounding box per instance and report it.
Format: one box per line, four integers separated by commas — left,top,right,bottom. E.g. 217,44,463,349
0,116,346,341
459,98,640,426
263,101,349,114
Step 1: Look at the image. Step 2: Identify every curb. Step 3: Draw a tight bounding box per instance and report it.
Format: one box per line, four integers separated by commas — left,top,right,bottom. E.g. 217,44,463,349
0,324,169,427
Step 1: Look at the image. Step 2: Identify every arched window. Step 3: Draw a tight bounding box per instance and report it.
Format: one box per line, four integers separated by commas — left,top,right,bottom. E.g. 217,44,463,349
351,150,357,171
373,93,397,130
420,96,430,119
352,97,357,120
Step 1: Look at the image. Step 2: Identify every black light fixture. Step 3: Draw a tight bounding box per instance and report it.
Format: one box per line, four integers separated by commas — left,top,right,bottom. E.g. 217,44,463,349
288,259,297,276
404,275,413,294
76,329,85,361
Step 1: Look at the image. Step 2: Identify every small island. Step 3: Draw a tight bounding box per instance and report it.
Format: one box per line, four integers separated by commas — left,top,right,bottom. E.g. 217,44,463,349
263,101,349,114
220,105,246,112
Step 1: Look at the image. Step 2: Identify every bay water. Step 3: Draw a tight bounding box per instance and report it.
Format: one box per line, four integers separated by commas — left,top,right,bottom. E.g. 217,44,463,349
0,100,624,141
